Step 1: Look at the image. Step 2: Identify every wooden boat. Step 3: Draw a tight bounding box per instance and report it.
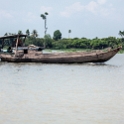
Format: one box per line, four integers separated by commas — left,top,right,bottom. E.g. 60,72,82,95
0,35,122,63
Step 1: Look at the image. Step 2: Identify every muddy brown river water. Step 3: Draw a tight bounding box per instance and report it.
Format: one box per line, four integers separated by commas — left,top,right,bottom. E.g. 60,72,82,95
0,54,124,124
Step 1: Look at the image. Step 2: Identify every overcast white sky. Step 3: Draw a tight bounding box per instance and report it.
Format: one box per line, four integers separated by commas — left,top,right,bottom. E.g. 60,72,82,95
0,0,124,38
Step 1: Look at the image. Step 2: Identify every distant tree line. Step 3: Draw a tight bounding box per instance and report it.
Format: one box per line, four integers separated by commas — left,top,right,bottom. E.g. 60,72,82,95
3,29,124,50
25,29,123,50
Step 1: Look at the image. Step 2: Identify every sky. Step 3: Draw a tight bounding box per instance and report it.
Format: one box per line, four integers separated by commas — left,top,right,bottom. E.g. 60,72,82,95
0,0,124,39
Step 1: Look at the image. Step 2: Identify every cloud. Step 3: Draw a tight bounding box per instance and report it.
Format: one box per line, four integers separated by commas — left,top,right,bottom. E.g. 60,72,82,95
18,12,39,23
40,6,53,14
85,1,98,14
99,8,112,16
0,10,13,19
60,0,114,17
60,2,84,17
97,0,107,5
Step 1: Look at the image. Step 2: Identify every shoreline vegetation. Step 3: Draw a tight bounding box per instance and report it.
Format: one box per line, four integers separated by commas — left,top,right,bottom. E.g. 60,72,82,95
2,30,124,54
1,35,124,53
24,36,124,53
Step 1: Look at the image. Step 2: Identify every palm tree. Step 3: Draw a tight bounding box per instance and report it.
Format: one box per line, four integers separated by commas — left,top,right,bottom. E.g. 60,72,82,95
4,33,8,36
119,30,124,46
31,29,38,38
40,12,48,36
40,12,49,48
18,30,22,35
119,30,124,38
68,30,71,38
26,29,30,37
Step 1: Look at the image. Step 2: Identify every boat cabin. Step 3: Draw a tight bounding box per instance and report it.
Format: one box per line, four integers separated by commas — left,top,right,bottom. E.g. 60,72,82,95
0,34,26,52
0,34,43,54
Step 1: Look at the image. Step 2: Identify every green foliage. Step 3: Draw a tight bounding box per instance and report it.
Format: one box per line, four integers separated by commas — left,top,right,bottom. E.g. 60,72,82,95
24,36,122,50
68,30,71,38
73,37,79,40
25,37,44,46
52,39,71,49
4,33,8,36
90,39,100,49
105,37,119,48
53,30,62,41
26,29,30,37
40,12,48,20
18,30,22,35
45,12,48,15
40,12,48,38
119,30,124,38
68,30,71,33
44,34,53,48
31,29,38,38
4,30,123,50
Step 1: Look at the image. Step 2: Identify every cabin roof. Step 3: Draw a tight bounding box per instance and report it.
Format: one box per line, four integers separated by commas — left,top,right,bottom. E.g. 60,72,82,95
0,34,27,40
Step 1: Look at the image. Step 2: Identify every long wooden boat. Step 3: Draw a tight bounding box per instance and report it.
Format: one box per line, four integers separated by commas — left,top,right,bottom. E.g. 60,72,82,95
0,35,122,63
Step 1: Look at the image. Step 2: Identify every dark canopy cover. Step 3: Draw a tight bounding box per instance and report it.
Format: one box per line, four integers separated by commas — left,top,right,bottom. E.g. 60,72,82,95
0,34,27,40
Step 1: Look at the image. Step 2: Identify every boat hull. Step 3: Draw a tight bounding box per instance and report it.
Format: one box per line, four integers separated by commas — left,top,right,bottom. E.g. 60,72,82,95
0,47,121,63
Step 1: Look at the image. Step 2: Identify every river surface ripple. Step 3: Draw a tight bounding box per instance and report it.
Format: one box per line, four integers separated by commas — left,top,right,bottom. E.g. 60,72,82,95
0,54,124,124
